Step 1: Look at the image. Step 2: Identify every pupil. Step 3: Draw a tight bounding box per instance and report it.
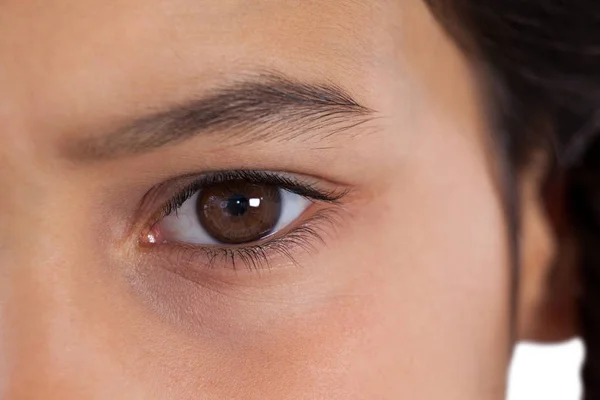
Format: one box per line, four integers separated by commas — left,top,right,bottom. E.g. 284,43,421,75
226,194,249,216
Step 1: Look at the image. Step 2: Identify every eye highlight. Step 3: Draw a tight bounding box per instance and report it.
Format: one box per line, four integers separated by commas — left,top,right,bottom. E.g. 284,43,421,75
139,170,347,271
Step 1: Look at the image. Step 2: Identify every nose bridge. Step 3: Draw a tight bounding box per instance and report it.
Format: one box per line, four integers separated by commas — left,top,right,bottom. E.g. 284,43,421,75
0,133,136,399
0,125,74,396
0,35,136,398
0,201,92,399
0,252,62,396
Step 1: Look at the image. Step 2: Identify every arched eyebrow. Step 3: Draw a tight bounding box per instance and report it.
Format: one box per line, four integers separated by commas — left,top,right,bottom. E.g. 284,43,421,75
62,73,375,162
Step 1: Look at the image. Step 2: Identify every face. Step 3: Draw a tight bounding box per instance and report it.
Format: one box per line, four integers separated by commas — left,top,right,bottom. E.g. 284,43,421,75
0,0,513,398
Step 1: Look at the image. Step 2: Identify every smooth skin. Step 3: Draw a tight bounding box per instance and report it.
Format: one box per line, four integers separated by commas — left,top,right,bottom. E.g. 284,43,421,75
0,0,576,399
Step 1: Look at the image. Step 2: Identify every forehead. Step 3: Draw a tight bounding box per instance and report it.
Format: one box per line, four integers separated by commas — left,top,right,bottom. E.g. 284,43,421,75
2,0,381,75
1,1,400,133
0,0,473,161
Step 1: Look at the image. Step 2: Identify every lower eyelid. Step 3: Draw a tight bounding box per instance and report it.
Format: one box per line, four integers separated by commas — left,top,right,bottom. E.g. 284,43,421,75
138,205,345,276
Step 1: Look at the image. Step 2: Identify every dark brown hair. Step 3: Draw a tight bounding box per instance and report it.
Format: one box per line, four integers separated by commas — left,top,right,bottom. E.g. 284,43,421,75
426,1,600,398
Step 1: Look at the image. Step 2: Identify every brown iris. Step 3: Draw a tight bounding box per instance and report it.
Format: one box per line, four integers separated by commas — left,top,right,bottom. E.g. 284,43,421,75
197,181,282,244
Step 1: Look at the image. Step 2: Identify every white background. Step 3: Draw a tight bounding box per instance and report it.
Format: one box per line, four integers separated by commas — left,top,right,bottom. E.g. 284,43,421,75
507,339,583,399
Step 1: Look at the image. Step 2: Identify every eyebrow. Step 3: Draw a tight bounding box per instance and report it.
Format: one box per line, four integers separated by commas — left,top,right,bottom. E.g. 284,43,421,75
63,73,375,161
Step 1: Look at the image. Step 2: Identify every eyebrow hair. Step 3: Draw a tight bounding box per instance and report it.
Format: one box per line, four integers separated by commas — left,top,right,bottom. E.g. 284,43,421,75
64,73,375,161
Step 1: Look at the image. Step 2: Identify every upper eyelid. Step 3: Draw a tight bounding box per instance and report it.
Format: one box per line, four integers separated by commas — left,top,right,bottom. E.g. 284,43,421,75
157,172,349,222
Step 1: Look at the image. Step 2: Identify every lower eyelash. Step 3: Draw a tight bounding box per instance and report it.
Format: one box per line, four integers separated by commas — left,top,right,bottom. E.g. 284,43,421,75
159,207,343,272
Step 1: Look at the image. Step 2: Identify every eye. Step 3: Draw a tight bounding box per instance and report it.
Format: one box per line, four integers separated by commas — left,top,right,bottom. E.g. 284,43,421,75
139,170,348,271
152,180,311,245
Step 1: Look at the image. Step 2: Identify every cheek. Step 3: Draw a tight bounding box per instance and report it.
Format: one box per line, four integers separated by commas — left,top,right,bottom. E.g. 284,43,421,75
336,122,512,394
102,127,511,399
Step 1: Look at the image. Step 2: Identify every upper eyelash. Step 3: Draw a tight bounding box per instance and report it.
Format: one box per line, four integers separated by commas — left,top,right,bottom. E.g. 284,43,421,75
160,170,348,218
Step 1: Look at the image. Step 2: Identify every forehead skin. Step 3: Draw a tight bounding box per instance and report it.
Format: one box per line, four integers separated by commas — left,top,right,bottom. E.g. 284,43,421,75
3,0,379,135
0,0,510,399
0,0,472,150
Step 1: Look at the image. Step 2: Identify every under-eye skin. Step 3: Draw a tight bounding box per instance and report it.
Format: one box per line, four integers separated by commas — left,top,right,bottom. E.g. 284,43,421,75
137,170,348,271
